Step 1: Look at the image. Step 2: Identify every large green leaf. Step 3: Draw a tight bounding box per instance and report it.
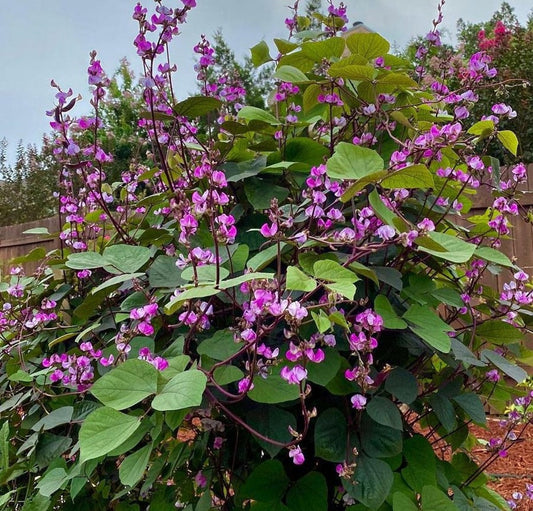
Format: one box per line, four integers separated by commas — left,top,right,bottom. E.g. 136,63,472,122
366,396,403,431
238,106,280,125
429,393,457,433
247,406,296,458
417,232,476,264
284,137,329,166
314,408,347,462
250,40,272,66
240,460,289,502
90,359,159,410
360,413,402,458
174,96,222,117
345,455,394,509
301,37,345,60
65,251,106,270
327,143,384,180
480,350,528,383
475,320,523,345
90,272,144,294
346,33,390,59
119,444,152,487
381,164,434,189
151,370,207,411
421,486,458,511
273,65,309,83
401,435,437,492
197,329,242,361
453,393,486,426
103,245,151,274
474,247,513,267
286,472,328,511
249,367,300,404
328,64,375,81
385,367,417,404
31,407,73,432
374,295,407,330
286,266,317,292
496,130,518,156
148,255,185,288
79,407,140,462
393,492,418,511
244,178,289,210
306,348,341,386
313,260,359,283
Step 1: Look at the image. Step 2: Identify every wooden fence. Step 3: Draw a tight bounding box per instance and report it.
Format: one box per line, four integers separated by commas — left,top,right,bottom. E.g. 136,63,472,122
0,216,61,275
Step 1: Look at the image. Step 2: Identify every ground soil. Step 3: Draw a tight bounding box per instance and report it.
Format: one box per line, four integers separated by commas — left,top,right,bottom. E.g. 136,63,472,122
470,418,533,510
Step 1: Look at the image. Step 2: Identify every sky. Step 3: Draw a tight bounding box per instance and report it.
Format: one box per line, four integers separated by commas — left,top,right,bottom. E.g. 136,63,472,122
1,0,532,164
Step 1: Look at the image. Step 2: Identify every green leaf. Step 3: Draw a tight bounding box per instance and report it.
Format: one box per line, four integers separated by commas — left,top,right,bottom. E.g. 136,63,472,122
23,227,50,235
286,266,317,292
402,435,437,492
90,359,159,410
174,96,222,117
250,40,272,66
249,366,300,404
496,130,518,156
119,444,152,487
213,366,244,385
467,120,495,136
151,370,207,411
328,64,375,81
65,251,106,270
274,38,299,54
36,467,68,497
368,189,399,227
345,455,394,510
385,367,417,404
90,272,144,294
238,106,280,125
286,472,328,511
411,326,451,353
274,65,309,83
197,329,241,361
403,304,452,333
79,407,140,462
218,271,275,290
361,413,403,459
21,493,50,511
306,348,341,386
327,142,384,180
475,320,523,345
246,243,286,271
393,492,418,511
314,408,347,462
346,33,390,59
341,171,389,202
35,433,72,469
284,137,329,166
180,264,229,282
31,407,73,431
164,285,219,314
312,310,332,333
240,460,289,502
244,178,289,210
474,247,512,267
429,393,457,433
480,350,527,383
366,396,403,431
421,485,458,511
377,72,418,88
247,407,296,458
313,260,359,283
453,393,486,426
301,37,345,61
381,164,434,189
417,231,476,264
325,281,356,300
374,295,407,330
148,255,185,288
103,245,151,274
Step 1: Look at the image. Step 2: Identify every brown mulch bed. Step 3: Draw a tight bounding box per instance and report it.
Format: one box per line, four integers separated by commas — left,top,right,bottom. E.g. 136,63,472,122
470,419,533,510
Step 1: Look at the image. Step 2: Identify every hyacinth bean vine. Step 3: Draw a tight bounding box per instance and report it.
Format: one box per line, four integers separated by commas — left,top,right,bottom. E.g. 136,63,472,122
1,1,533,509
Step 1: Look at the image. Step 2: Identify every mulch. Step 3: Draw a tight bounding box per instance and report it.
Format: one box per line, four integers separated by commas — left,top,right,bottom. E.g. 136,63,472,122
470,418,533,510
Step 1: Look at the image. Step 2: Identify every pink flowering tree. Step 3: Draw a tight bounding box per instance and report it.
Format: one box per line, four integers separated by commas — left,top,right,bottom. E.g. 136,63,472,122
1,1,533,509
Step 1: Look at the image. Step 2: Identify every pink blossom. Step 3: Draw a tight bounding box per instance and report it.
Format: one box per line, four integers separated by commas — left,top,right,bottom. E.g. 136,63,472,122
351,394,367,410
281,365,307,384
289,445,305,465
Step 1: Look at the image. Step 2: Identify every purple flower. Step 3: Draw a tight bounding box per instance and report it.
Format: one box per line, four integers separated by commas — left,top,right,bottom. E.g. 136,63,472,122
260,222,278,238
376,225,395,241
289,445,305,465
350,394,367,410
280,365,307,385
